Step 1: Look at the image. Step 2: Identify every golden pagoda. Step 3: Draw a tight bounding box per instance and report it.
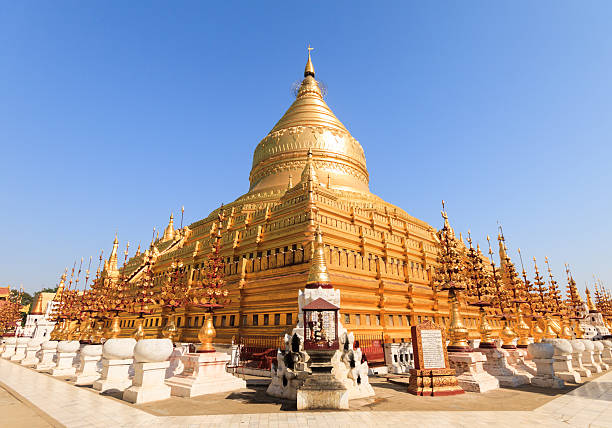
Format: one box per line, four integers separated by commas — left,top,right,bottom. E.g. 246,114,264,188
89,49,483,343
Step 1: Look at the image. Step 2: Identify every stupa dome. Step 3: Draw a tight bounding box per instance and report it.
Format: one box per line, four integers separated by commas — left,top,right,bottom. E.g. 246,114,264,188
249,49,369,194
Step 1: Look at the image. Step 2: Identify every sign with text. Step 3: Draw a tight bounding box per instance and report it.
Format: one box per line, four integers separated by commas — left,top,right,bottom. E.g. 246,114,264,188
411,320,449,370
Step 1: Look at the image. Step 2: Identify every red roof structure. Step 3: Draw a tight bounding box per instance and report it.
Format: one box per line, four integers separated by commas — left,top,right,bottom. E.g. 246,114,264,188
302,297,339,311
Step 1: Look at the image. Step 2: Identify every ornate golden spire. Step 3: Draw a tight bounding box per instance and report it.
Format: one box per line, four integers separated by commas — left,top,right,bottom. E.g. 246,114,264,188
163,213,175,241
304,45,315,77
306,225,331,289
108,234,119,272
301,148,319,184
586,287,597,312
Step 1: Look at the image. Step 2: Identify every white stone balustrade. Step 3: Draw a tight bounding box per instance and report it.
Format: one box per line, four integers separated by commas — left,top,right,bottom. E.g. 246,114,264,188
123,339,173,404
10,337,29,362
35,341,58,371
527,342,564,389
21,339,44,367
93,338,136,394
581,339,602,374
2,337,17,359
71,344,103,386
384,342,413,374
49,340,80,376
569,340,591,378
593,341,609,370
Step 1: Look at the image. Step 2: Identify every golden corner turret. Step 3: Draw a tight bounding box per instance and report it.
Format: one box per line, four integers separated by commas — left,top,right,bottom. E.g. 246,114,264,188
306,225,331,289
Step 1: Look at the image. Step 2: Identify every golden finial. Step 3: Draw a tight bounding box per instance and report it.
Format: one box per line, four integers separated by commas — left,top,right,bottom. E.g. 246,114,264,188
306,225,331,288
288,173,293,189
304,44,315,78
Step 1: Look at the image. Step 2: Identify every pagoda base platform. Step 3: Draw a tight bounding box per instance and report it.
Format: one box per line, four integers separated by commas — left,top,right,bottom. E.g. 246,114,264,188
407,368,464,396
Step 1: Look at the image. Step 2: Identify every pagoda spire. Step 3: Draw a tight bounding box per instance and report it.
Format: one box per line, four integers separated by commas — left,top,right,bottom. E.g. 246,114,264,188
304,44,315,77
306,225,331,289
301,148,319,184
107,234,119,272
163,213,175,241
586,287,597,313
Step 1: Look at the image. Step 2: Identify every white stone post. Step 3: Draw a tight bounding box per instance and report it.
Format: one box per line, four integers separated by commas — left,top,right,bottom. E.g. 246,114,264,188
35,341,58,371
93,338,136,394
49,340,80,376
581,340,602,374
123,339,173,404
71,344,103,385
1,337,17,359
544,339,580,383
10,337,30,362
593,341,609,371
601,340,612,366
569,340,591,378
527,342,564,389
21,339,44,367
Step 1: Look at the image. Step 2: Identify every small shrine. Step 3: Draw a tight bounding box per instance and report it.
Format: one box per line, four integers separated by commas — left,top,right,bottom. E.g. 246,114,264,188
267,225,374,409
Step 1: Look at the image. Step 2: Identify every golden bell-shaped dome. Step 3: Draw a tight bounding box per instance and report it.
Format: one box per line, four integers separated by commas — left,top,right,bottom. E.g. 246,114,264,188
249,49,369,194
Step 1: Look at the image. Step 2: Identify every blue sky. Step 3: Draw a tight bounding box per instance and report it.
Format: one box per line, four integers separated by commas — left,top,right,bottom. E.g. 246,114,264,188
1,2,610,296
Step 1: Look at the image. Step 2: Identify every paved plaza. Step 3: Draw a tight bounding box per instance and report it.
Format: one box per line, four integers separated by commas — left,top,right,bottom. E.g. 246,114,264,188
1,358,611,427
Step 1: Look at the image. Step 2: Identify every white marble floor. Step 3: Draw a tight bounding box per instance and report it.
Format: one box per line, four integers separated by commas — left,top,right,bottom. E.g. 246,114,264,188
1,358,611,428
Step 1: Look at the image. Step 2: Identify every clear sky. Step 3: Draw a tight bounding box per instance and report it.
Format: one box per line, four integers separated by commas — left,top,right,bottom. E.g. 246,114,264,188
1,2,610,296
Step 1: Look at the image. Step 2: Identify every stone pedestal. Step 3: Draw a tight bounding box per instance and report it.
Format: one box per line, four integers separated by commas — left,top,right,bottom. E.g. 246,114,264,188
21,339,43,367
477,347,530,387
92,338,136,394
296,349,350,410
448,351,499,393
49,340,80,376
124,362,171,403
505,348,536,378
71,344,103,386
166,352,246,397
569,340,591,378
1,338,16,359
545,339,581,383
593,341,610,370
601,340,612,366
93,359,133,393
297,372,349,410
10,338,29,362
123,339,173,404
528,342,564,389
35,341,58,371
581,340,602,374
407,368,465,396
